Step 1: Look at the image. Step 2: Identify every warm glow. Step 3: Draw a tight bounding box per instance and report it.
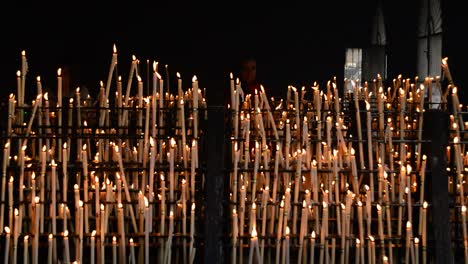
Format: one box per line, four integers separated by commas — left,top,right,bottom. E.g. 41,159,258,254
406,221,412,229
463,206,467,213
322,201,328,208
17,70,21,77
192,75,197,82
369,235,375,242
192,203,196,211
311,231,316,238
37,76,41,82
285,226,290,236
4,226,10,234
64,230,69,237
251,227,258,238
113,44,117,53
170,138,176,148
91,230,96,237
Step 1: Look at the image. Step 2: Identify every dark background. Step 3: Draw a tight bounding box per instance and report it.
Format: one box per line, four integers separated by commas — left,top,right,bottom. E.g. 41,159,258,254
0,1,467,105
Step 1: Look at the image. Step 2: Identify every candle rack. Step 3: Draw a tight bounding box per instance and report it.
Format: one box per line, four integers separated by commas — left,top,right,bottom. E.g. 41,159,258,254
226,74,464,263
0,49,207,264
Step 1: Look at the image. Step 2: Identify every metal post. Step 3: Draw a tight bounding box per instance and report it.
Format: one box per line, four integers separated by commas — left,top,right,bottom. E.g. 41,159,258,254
423,109,453,264
204,105,228,263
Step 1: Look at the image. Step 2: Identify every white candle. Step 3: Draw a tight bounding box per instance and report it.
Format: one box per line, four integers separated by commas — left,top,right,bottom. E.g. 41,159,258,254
91,230,96,264
24,235,29,264
47,234,53,264
144,197,149,264
64,230,70,264
4,227,10,264
33,197,40,264
112,236,117,264
130,238,136,264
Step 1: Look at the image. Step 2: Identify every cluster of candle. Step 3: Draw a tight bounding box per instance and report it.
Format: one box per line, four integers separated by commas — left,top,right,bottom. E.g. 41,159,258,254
228,58,463,264
0,45,206,263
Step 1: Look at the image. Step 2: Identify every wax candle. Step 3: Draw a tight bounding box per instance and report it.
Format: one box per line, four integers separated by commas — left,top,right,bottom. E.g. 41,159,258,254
112,236,117,264
130,238,136,264
4,227,10,264
275,200,284,264
47,234,53,264
24,235,29,264
232,208,238,264
91,230,96,264
405,221,412,264
33,197,40,264
248,227,260,264
311,231,316,264
190,203,196,263
144,197,150,264
64,230,70,264
415,237,420,264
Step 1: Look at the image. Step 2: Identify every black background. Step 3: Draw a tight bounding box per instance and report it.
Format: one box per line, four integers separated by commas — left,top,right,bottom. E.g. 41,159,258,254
0,1,467,104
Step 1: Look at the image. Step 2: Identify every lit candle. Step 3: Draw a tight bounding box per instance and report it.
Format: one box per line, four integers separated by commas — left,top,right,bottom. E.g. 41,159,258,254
1,141,10,230
169,138,176,203
130,238,136,264
192,76,199,138
275,200,284,264
298,200,308,264
64,230,70,264
405,221,412,264
189,203,196,263
420,201,427,262
4,227,10,264
320,202,328,264
463,205,468,261
415,237,420,264
357,200,365,262
33,197,40,264
355,238,361,264
248,227,260,264
24,235,29,264
79,201,84,263
311,231,316,264
47,234,53,264
144,197,149,264
232,208,238,264
112,236,117,264
91,230,96,264
51,159,57,262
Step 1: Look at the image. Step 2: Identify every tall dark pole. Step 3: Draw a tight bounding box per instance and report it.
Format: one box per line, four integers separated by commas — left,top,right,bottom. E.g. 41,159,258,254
423,109,454,264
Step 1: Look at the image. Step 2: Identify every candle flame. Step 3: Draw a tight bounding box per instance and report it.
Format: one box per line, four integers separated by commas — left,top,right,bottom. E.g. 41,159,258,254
285,226,290,236
406,221,412,229
64,230,69,237
51,159,57,167
192,203,196,211
453,87,458,94
170,138,176,148
37,76,41,82
100,204,104,211
91,230,96,237
442,57,448,65
358,201,362,207
463,205,467,213
414,237,419,244
113,236,117,243
24,235,29,241
17,70,21,77
113,44,117,53
4,226,10,234
377,204,381,211
303,200,307,208
170,210,174,217
340,203,345,210
322,201,327,208
192,75,197,82
252,202,256,210
454,136,459,144
34,196,40,204
369,235,375,242
423,201,428,209
365,100,370,111
252,226,258,238
14,208,18,216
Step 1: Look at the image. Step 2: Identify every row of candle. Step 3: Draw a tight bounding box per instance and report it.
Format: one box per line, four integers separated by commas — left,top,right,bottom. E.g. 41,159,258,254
227,58,463,263
1,46,206,264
